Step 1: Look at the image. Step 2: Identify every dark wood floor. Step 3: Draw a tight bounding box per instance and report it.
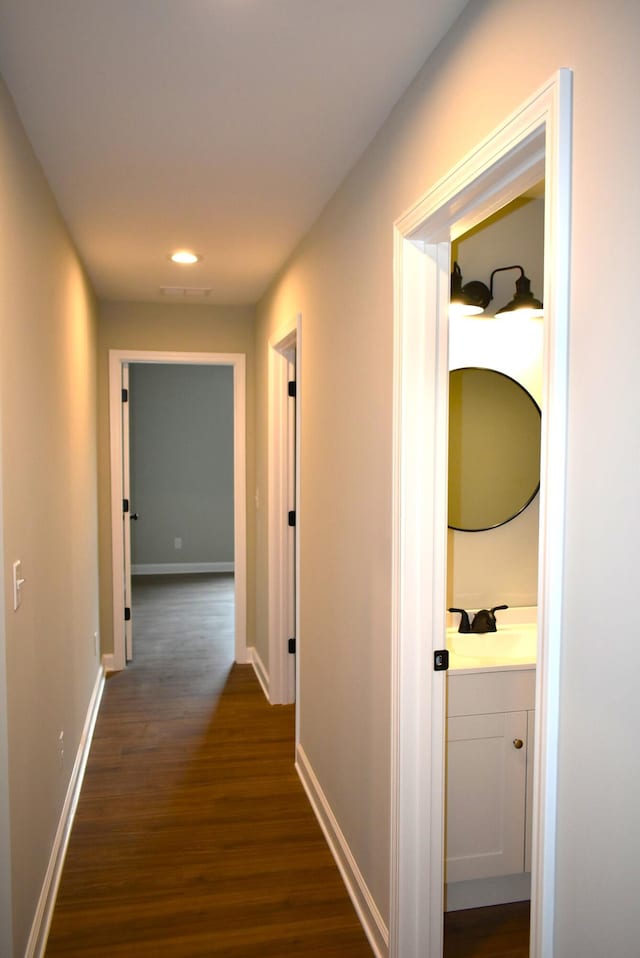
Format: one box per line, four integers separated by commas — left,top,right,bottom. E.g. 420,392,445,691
45,574,373,957
444,901,530,957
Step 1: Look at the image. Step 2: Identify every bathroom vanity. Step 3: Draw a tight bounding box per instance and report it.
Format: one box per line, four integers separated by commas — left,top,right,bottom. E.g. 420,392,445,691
445,613,536,911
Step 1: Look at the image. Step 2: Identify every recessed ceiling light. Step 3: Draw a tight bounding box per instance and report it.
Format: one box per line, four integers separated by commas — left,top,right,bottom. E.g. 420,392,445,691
170,250,201,265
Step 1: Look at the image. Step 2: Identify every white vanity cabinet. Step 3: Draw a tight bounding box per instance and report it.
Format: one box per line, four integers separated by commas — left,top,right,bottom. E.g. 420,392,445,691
446,667,535,899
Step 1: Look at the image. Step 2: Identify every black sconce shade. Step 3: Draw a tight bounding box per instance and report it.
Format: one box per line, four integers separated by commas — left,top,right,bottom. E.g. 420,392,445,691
450,262,491,316
493,267,543,317
449,262,543,318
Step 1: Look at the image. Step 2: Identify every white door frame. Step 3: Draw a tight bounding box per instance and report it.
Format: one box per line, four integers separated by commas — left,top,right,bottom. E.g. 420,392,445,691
390,70,572,957
0,429,13,956
108,349,248,671
121,363,133,661
267,314,302,709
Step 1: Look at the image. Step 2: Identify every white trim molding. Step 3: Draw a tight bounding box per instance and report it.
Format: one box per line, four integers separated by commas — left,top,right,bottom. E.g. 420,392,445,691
248,646,270,703
391,70,572,958
131,562,234,576
446,873,532,912
0,494,13,958
101,653,116,674
296,745,389,958
267,315,301,706
108,349,248,669
26,666,105,958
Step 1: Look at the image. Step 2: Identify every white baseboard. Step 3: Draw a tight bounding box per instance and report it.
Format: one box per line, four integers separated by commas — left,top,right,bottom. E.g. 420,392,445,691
445,872,531,911
247,646,270,702
26,665,105,958
295,745,389,958
101,653,116,673
131,562,234,575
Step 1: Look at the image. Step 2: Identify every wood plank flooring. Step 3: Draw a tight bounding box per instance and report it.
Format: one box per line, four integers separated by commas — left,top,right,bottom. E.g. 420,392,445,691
444,901,530,957
45,574,373,957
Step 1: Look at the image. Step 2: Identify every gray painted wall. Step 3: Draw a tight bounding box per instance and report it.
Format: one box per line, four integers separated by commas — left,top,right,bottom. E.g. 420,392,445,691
0,74,99,956
129,363,234,567
255,1,640,951
97,300,256,654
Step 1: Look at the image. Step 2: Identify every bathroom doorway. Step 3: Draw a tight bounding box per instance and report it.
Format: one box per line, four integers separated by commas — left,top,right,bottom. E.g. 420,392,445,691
390,70,572,958
443,192,545,955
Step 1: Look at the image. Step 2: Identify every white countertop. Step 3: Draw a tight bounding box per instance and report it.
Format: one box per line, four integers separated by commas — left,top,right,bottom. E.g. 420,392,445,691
446,608,537,671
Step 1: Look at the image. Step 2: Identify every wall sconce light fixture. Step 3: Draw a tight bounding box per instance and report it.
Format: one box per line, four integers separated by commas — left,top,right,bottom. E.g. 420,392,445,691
449,262,488,316
450,262,543,318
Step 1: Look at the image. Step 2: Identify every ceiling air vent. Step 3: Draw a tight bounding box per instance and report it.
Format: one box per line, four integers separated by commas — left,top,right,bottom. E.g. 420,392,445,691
160,286,212,297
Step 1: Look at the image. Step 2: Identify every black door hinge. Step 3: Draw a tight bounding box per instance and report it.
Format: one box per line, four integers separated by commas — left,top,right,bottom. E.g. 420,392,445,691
122,388,128,402
288,638,296,654
288,510,296,527
434,649,449,671
123,498,129,513
288,380,297,398
124,607,131,622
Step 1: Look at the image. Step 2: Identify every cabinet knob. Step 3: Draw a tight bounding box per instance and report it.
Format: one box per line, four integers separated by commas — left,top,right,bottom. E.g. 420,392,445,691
513,738,524,750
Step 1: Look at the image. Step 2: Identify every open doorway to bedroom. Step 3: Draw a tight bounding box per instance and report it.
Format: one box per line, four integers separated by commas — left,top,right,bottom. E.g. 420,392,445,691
126,362,236,670
108,349,247,674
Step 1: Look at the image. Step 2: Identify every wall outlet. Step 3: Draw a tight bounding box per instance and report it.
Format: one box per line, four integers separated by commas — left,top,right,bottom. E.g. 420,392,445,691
58,731,64,770
94,632,99,657
174,537,182,550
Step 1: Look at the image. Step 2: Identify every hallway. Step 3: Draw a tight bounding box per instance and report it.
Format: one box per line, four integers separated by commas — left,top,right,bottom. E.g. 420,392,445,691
45,574,373,957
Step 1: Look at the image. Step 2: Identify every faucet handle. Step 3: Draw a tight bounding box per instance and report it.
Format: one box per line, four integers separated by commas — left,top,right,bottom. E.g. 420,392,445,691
448,608,471,633
491,604,509,617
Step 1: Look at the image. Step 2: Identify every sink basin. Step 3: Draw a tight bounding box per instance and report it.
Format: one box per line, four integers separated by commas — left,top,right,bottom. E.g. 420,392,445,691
446,622,537,669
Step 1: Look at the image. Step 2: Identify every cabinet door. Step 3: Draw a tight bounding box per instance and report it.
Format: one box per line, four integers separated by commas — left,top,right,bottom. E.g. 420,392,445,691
446,710,527,883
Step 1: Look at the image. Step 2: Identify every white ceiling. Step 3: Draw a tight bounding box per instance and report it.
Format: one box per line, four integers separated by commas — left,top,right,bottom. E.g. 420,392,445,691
0,0,468,304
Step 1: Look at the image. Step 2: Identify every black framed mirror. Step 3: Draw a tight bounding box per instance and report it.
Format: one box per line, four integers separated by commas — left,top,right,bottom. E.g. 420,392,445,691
448,367,541,532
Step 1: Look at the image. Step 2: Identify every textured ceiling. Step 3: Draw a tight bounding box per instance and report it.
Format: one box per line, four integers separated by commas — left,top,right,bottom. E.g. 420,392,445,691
0,0,468,304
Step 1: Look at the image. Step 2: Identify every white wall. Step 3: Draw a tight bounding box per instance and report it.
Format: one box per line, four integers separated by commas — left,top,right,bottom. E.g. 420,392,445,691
255,2,640,953
448,198,544,611
129,363,235,568
0,74,100,956
97,300,256,654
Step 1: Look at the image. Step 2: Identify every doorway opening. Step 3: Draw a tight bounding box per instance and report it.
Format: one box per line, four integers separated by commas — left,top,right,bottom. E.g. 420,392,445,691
108,350,247,672
127,362,235,669
390,71,572,958
443,190,544,955
267,315,301,711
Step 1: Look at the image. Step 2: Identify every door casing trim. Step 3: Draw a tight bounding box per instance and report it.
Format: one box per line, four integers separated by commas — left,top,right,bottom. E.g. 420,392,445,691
267,314,301,711
108,349,247,670
390,69,572,957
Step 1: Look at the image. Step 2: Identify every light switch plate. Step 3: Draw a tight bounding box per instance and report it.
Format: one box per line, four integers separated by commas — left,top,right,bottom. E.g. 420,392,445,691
12,560,25,611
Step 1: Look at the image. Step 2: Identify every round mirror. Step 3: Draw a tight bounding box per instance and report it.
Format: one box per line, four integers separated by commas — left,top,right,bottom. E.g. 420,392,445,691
448,367,541,531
